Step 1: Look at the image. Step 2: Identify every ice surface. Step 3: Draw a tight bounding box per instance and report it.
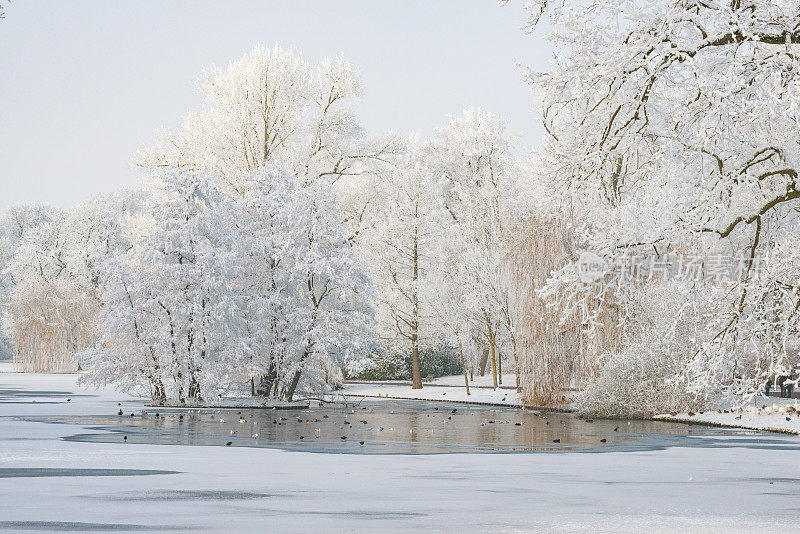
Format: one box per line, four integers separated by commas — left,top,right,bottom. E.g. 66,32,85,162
1,373,799,532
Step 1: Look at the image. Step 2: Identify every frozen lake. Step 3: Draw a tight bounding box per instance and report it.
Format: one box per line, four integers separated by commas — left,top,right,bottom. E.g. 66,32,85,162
2,373,800,532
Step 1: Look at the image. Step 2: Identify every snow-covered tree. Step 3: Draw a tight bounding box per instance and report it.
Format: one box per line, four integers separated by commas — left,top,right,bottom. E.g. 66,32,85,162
135,44,400,240
8,278,98,373
276,174,378,400
363,148,450,389
81,171,243,404
231,167,378,400
0,205,54,360
510,0,800,409
424,109,520,389
1,195,140,372
79,166,378,404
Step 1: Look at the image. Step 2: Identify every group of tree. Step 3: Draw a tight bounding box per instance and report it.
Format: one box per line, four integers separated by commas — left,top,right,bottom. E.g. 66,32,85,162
0,45,522,404
7,0,791,416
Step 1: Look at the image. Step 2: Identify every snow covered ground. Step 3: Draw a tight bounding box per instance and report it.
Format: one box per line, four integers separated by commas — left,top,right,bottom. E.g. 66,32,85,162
657,399,800,435
2,373,800,532
336,375,522,407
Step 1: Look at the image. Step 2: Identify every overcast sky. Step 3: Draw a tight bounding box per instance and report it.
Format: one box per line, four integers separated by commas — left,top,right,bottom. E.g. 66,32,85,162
0,1,551,214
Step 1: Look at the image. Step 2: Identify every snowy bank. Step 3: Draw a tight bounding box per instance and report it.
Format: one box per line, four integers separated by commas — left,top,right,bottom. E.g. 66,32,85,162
656,399,800,435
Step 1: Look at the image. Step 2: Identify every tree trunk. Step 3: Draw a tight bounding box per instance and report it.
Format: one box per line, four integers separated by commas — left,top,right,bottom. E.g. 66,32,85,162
478,346,490,376
187,375,202,403
257,359,277,397
498,349,502,385
285,344,312,401
151,380,166,406
411,334,422,389
410,224,422,390
285,369,302,402
511,333,521,392
483,313,498,389
459,341,470,396
148,373,166,405
490,339,498,391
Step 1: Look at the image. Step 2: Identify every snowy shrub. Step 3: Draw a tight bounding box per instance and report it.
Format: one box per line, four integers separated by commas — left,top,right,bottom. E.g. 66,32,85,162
574,342,700,419
574,283,722,417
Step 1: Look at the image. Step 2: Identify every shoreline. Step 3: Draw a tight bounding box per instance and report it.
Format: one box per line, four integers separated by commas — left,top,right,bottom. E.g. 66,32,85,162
654,414,800,435
654,402,800,436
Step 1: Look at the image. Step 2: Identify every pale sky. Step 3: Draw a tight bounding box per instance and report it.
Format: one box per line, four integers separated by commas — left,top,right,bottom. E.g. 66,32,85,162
0,1,551,214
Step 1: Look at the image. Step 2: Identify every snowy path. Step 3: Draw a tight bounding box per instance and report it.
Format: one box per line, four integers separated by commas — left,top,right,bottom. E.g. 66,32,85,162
2,374,800,532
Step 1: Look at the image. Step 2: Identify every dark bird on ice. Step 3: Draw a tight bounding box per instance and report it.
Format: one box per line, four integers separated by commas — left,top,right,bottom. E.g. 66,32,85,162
225,441,232,446
117,410,123,416
552,439,560,443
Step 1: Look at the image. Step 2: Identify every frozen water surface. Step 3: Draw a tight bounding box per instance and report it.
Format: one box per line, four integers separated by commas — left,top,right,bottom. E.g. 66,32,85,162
2,374,800,532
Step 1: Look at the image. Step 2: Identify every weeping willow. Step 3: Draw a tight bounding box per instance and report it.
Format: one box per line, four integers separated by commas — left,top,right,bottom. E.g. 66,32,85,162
503,214,620,407
9,281,99,373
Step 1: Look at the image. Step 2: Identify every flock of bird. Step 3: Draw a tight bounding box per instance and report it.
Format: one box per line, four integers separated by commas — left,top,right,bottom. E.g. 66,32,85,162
112,402,628,449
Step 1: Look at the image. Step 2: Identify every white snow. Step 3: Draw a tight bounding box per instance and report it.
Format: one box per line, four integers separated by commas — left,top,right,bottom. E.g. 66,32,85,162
657,399,800,435
336,374,522,406
2,373,800,532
